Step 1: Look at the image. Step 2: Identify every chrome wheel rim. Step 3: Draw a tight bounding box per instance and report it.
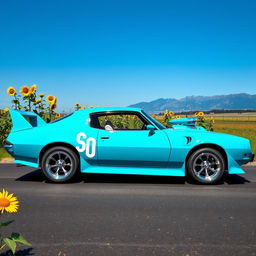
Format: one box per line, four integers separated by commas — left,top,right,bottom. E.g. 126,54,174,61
45,151,73,180
192,152,221,182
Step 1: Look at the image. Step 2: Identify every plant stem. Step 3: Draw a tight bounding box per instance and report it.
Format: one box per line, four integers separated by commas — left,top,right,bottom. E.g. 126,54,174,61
0,243,6,251
14,95,18,110
49,110,52,122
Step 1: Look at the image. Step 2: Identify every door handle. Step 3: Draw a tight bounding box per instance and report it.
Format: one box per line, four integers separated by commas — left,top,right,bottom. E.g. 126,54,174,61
101,136,109,139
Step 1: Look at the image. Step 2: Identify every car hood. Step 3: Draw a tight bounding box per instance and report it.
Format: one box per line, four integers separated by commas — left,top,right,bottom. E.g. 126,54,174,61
164,125,250,148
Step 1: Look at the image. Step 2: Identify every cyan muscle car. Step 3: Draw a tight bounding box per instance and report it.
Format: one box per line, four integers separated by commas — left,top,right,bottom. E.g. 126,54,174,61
4,108,254,184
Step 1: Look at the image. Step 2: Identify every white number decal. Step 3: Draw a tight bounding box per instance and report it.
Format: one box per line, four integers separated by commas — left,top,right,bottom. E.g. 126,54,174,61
76,132,87,152
86,137,96,158
76,132,96,158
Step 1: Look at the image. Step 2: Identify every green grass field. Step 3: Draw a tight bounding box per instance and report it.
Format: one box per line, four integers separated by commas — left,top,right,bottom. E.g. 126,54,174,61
0,148,11,160
213,120,256,155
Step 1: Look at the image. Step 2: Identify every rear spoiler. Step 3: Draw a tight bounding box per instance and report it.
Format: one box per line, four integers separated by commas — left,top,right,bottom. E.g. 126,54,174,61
9,110,46,132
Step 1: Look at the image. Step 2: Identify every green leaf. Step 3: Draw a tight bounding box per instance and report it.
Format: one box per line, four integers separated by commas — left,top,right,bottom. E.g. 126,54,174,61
11,233,32,246
0,220,14,227
3,238,17,254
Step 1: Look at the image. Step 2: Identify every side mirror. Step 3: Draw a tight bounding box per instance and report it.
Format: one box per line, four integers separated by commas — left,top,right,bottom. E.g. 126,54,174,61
146,124,155,131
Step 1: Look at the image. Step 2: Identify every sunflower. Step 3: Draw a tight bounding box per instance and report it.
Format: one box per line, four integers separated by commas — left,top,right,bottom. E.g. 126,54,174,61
175,115,181,119
169,111,174,115
83,106,87,109
164,110,169,116
7,87,16,96
30,84,37,94
46,95,56,103
0,189,19,214
75,103,81,110
35,98,41,104
55,113,61,118
39,93,44,98
198,111,204,117
20,85,31,96
3,108,9,113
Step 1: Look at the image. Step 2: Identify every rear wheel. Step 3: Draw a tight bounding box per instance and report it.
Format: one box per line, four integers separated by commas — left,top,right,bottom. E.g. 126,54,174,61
41,146,79,183
187,148,225,184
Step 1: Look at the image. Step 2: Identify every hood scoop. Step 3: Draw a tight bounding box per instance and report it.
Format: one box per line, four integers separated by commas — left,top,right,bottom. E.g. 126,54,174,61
169,117,206,131
169,117,196,126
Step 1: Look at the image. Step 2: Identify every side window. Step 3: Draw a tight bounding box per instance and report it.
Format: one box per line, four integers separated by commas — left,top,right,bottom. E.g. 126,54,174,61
90,113,149,130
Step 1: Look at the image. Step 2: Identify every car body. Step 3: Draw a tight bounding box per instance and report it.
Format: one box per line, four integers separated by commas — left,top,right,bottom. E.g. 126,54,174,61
5,108,254,184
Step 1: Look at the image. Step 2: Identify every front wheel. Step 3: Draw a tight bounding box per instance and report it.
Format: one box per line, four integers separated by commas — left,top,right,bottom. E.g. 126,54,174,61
41,146,79,183
187,148,225,184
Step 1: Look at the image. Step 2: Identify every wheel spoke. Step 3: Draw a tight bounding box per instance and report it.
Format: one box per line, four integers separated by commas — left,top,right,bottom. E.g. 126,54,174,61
197,167,205,175
56,167,60,176
49,164,58,169
50,156,57,162
198,154,204,162
61,167,67,174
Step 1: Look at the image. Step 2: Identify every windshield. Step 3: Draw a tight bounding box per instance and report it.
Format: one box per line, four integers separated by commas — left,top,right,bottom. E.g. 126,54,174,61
141,110,166,130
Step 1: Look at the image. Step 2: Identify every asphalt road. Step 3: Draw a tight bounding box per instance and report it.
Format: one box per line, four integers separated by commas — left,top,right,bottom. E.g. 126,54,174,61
0,164,255,256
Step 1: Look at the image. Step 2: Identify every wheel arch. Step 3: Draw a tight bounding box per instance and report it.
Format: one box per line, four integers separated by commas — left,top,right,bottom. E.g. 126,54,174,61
39,142,80,167
185,143,228,171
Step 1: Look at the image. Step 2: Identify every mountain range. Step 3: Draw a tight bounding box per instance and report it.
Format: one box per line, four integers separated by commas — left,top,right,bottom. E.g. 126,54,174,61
128,93,256,113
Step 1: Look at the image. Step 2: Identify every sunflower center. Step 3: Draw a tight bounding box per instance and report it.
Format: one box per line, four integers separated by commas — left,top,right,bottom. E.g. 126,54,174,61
0,198,10,207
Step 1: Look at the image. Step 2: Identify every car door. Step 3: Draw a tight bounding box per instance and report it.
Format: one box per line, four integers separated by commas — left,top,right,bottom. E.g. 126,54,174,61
91,111,171,168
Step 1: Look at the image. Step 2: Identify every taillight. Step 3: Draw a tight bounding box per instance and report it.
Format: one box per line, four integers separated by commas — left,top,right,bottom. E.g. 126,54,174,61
4,141,13,153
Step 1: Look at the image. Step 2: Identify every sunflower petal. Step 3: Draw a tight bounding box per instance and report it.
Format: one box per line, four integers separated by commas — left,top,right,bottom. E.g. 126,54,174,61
7,193,14,200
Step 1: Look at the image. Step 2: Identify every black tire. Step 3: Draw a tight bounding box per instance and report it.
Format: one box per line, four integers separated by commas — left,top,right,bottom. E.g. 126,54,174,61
41,146,79,183
187,148,225,184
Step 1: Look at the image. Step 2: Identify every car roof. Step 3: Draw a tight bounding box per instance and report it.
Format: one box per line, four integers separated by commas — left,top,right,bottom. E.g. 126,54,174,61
74,107,143,115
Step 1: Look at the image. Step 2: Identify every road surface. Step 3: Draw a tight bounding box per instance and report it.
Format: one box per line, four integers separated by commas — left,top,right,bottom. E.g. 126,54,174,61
0,164,255,256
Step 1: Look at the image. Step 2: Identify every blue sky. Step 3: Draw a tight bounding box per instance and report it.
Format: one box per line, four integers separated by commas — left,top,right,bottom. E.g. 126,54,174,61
0,0,255,112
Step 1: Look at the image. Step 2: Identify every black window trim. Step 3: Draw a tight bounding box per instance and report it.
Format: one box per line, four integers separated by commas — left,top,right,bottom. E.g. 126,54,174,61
89,111,160,131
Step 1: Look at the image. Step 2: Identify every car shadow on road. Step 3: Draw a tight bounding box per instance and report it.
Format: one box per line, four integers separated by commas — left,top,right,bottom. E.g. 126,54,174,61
15,168,250,185
16,169,186,184
223,173,250,185
0,248,34,256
